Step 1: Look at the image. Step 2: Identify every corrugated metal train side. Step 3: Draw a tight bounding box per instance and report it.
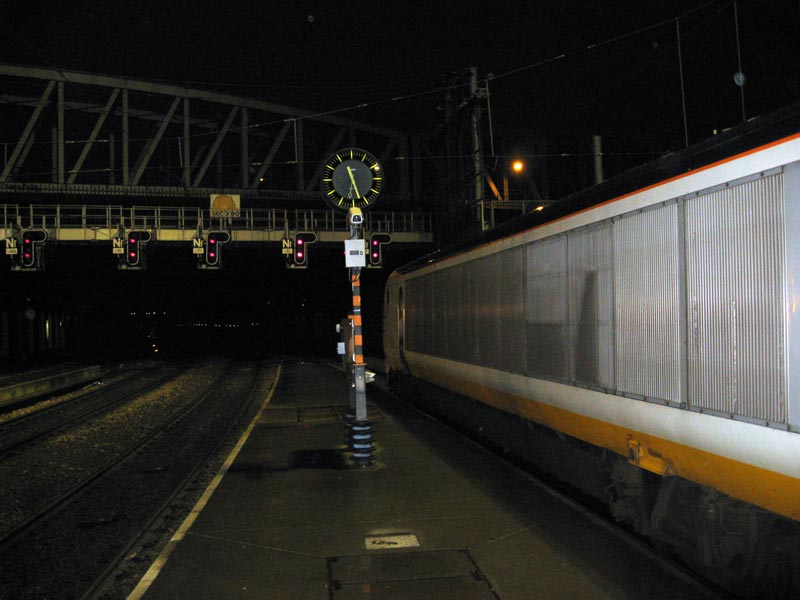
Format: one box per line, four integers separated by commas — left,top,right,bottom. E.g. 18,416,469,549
384,126,800,597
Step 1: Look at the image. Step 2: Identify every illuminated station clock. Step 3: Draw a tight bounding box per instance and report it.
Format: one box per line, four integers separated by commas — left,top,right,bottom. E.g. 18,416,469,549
321,148,384,211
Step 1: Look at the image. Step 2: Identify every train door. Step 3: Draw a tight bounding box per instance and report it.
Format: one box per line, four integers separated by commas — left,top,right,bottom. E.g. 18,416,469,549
398,285,406,362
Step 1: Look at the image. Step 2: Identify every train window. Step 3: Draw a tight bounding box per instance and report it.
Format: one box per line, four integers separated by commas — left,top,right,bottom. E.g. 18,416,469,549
685,174,786,423
498,247,525,374
398,286,405,355
613,204,682,404
525,237,569,380
568,224,614,388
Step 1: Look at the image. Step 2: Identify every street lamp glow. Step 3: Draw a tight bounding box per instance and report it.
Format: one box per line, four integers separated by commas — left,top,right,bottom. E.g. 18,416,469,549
511,160,524,173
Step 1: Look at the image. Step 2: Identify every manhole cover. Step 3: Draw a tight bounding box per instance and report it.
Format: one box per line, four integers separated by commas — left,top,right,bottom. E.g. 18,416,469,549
364,533,420,550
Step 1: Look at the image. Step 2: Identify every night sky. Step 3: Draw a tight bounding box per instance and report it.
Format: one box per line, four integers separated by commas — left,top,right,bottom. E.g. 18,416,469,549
1,1,798,138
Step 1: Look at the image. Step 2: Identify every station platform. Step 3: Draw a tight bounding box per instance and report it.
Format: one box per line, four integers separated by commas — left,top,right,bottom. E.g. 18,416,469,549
0,363,102,409
130,360,722,600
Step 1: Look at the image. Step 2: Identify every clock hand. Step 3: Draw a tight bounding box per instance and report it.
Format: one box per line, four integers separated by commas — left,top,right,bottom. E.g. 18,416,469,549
346,165,361,198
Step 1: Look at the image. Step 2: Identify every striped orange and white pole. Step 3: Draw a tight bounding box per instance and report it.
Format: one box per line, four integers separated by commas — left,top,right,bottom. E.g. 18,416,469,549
349,266,374,466
351,271,365,368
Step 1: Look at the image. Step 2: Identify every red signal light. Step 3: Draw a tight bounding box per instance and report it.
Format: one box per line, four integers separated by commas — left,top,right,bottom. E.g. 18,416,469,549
19,229,47,269
292,232,316,266
122,230,149,268
367,233,391,266
203,231,229,268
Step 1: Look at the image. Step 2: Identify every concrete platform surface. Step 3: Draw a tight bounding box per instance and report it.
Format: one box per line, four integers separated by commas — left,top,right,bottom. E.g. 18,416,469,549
132,360,722,600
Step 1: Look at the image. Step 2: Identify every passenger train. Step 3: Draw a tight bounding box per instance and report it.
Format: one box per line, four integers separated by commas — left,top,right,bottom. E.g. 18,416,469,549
384,102,800,597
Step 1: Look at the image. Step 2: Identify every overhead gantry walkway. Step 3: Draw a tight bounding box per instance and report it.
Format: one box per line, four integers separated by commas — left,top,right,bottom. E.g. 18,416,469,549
0,203,432,245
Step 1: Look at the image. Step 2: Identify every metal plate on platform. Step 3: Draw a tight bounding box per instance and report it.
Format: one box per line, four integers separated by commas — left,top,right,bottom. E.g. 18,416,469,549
364,533,420,550
260,404,383,426
328,550,498,599
259,407,298,425
299,406,345,423
259,405,348,426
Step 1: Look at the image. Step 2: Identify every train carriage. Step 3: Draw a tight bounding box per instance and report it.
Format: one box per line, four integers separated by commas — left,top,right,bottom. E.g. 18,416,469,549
383,102,800,597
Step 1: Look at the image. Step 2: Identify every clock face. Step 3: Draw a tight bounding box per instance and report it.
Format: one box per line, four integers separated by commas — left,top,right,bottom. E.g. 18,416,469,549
322,148,384,211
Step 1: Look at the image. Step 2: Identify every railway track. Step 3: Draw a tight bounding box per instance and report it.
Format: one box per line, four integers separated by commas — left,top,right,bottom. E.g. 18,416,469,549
0,365,180,457
83,362,274,600
0,359,276,600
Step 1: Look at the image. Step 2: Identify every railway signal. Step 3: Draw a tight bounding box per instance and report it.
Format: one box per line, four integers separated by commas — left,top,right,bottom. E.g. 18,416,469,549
16,229,47,270
368,233,391,267
124,230,151,269
293,232,317,267
204,230,230,268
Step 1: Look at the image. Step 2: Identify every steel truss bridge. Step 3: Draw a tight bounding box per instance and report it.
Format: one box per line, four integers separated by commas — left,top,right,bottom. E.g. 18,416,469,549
0,64,434,246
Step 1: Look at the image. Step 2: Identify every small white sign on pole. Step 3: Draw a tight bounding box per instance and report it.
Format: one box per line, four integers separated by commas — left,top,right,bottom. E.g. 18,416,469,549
344,239,366,268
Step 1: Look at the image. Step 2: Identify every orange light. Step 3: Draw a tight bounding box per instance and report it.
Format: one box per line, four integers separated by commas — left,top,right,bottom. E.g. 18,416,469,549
511,160,524,173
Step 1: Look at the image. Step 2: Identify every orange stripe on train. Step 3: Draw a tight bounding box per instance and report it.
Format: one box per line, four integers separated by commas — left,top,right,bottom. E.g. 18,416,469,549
414,364,800,522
